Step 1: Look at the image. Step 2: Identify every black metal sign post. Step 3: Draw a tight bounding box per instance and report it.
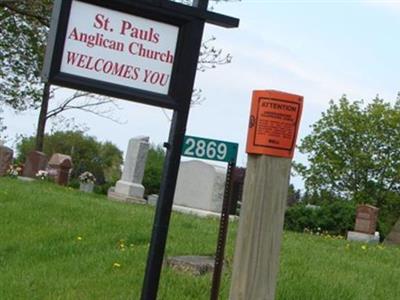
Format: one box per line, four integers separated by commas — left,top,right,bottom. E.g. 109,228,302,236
181,135,238,299
210,159,236,300
42,1,238,299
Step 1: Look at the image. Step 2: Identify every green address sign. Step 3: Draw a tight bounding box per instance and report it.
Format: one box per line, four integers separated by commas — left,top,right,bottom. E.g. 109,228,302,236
182,135,238,163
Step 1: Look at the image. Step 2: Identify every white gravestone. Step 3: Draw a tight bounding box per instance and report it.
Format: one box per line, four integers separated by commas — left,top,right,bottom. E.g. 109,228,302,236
173,160,226,213
108,136,149,203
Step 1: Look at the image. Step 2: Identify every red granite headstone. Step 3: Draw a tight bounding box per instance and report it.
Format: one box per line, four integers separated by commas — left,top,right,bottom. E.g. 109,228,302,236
23,151,48,178
0,145,13,176
48,153,72,186
354,204,379,234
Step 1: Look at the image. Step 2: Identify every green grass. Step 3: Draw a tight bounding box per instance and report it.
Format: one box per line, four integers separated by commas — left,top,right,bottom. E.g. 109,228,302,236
1,178,400,299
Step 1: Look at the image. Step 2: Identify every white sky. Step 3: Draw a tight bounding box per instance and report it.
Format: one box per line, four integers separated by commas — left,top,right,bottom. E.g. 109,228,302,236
3,0,400,189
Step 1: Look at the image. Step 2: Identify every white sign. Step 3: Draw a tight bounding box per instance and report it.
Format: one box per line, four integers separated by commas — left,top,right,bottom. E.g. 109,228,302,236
60,0,179,95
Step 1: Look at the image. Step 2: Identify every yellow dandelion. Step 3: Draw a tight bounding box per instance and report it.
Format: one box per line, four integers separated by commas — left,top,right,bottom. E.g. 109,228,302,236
77,236,83,241
113,262,121,268
361,245,367,250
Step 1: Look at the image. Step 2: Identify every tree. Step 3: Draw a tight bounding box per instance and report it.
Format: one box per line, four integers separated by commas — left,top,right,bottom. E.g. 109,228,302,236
0,0,49,111
16,130,123,184
0,108,6,141
295,95,400,207
287,183,301,207
0,0,236,150
143,145,166,196
0,1,123,151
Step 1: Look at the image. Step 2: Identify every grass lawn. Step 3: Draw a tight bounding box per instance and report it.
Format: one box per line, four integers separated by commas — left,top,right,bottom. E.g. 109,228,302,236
1,178,400,299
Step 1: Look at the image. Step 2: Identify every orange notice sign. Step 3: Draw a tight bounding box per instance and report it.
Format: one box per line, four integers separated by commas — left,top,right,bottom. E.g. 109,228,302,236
246,90,303,158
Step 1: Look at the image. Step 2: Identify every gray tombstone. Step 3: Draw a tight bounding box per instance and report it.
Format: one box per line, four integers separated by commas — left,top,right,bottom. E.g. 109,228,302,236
147,194,159,206
23,151,48,178
0,145,13,176
108,136,149,204
384,218,400,245
173,160,226,213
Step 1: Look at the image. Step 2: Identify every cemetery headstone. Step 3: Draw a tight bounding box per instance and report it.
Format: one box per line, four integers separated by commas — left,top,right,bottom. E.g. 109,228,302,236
108,136,149,204
354,204,379,234
0,145,13,176
384,218,400,245
80,182,94,193
347,204,380,244
48,153,73,185
173,160,226,213
230,167,246,215
147,194,159,206
166,256,215,276
23,151,48,178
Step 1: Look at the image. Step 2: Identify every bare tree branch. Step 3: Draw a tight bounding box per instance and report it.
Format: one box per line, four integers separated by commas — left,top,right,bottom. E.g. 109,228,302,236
198,36,232,72
45,89,126,124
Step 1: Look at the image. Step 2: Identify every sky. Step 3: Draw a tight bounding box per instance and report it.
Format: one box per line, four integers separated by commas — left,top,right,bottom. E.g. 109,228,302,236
3,0,400,189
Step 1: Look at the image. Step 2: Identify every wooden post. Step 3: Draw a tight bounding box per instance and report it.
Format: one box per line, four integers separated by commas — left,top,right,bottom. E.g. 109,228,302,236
229,154,292,300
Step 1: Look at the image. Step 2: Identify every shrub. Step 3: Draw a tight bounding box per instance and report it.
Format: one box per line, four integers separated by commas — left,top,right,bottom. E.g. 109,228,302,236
94,181,116,195
285,200,356,236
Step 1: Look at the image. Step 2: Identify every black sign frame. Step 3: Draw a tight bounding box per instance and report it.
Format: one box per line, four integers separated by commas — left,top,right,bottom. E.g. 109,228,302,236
43,0,237,110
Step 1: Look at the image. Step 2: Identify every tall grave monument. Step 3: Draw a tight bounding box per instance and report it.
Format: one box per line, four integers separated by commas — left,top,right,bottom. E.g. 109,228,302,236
108,136,149,203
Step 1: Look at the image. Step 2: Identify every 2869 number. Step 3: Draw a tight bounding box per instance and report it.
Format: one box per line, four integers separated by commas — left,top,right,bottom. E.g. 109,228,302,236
183,138,228,161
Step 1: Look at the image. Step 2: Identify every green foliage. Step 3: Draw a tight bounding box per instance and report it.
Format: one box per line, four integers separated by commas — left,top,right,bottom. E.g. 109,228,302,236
296,95,400,207
285,201,356,236
0,1,51,110
143,144,165,196
16,130,122,184
296,95,400,238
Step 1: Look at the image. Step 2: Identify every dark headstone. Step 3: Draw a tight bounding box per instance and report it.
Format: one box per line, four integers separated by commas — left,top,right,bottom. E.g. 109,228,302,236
230,167,246,215
354,204,379,234
166,256,215,276
48,153,72,186
23,151,48,178
0,145,13,176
